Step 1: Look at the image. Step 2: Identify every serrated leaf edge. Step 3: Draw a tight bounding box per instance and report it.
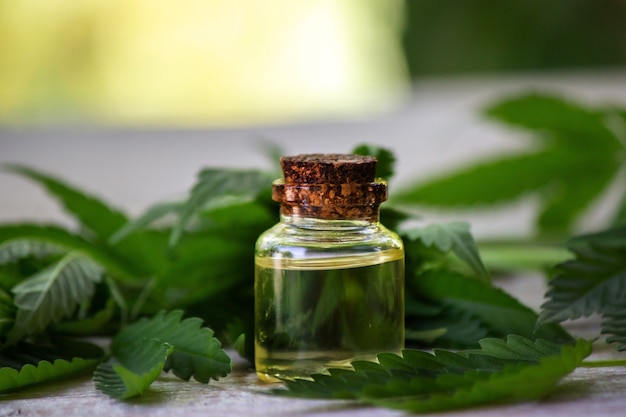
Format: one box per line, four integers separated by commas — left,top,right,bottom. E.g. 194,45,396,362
0,357,100,393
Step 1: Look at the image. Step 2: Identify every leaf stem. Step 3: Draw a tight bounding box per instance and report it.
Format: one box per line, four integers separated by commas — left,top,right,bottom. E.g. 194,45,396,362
130,277,157,321
580,359,626,368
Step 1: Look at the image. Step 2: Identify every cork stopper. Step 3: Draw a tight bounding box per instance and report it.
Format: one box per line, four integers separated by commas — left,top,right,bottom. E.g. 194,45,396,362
272,153,387,220
280,154,377,184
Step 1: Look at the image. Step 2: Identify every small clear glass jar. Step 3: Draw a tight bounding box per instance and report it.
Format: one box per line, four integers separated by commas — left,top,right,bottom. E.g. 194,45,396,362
254,154,404,382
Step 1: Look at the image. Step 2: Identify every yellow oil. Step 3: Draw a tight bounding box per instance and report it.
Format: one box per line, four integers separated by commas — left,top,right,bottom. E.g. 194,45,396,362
254,249,404,382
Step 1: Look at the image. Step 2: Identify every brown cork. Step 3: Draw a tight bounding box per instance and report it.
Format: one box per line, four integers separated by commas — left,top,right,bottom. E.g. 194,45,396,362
273,154,387,220
280,154,377,184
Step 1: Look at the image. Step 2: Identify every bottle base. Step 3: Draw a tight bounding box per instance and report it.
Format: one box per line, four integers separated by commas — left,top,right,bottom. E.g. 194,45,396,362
254,349,399,383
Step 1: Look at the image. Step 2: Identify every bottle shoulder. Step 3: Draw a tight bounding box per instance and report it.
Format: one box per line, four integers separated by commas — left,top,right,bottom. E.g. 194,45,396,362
255,221,403,259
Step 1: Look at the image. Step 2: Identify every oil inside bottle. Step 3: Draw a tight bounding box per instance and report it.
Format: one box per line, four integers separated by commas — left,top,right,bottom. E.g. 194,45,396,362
254,248,404,382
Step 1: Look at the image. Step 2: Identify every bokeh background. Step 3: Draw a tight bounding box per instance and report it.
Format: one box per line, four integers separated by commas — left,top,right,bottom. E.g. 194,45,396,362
1,0,626,240
1,0,625,126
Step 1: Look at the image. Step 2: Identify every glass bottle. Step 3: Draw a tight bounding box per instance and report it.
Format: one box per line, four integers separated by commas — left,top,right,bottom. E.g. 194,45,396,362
254,153,404,382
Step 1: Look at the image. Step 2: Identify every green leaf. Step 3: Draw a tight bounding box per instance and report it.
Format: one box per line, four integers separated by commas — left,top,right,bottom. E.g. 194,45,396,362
484,92,619,147
170,168,273,247
3,165,128,240
0,225,140,283
600,304,626,351
392,150,566,206
275,337,592,413
151,200,272,309
111,310,231,383
0,239,66,264
404,328,448,345
154,232,254,308
352,144,396,180
0,339,104,393
52,295,117,335
114,230,171,280
0,358,99,394
0,288,15,338
109,201,183,245
2,166,170,278
392,93,625,236
380,206,415,232
255,139,284,178
404,222,489,282
416,270,573,344
7,253,103,344
373,339,592,413
536,155,619,235
404,301,489,348
232,333,248,360
93,338,173,399
472,336,560,361
613,182,626,226
394,147,619,235
538,226,626,325
477,241,570,273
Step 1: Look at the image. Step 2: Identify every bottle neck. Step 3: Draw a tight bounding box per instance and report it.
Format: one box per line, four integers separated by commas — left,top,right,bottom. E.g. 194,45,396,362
279,213,379,231
278,203,382,223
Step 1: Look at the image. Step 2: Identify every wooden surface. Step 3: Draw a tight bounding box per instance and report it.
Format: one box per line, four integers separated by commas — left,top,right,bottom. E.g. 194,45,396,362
3,344,626,417
2,276,626,417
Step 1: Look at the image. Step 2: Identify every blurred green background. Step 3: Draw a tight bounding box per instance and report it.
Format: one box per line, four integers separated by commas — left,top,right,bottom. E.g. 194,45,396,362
403,0,626,76
1,0,624,126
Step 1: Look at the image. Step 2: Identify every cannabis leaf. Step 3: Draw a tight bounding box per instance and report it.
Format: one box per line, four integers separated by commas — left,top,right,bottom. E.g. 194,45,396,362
7,253,103,344
538,225,626,348
412,270,573,344
169,168,273,246
0,289,15,337
3,165,128,240
353,144,396,180
485,92,618,141
52,295,118,335
144,201,274,319
405,301,490,348
601,305,626,351
403,222,489,282
0,141,609,412
0,357,99,394
0,339,104,393
375,339,591,412
476,241,570,273
0,225,145,283
93,338,173,399
614,192,626,226
93,310,231,400
4,166,170,279
109,201,183,244
392,93,626,237
276,336,591,413
0,239,66,264
111,310,231,383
